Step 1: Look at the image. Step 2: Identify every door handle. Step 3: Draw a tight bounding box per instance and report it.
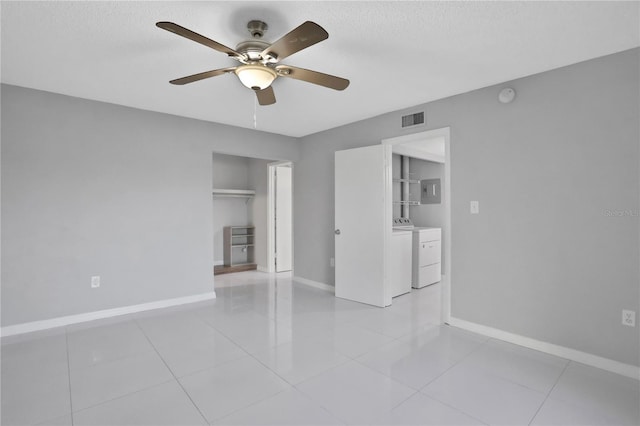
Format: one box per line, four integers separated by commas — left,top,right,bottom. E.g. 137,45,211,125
335,229,341,235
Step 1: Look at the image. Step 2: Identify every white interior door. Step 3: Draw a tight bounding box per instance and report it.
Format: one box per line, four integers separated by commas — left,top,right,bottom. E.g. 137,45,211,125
335,145,392,307
275,165,292,272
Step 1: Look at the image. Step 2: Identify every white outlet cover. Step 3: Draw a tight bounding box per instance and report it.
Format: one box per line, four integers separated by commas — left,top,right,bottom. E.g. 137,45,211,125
622,310,636,327
470,201,479,214
91,276,100,288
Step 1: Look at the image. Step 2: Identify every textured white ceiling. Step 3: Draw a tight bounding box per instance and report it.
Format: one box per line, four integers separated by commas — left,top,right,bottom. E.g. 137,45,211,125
2,1,638,137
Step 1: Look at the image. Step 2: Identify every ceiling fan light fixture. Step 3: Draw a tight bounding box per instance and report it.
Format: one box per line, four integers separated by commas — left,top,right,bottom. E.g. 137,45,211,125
235,65,277,90
157,20,349,105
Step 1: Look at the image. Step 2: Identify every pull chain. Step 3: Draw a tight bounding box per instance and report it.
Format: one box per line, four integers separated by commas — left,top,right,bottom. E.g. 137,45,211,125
253,95,257,130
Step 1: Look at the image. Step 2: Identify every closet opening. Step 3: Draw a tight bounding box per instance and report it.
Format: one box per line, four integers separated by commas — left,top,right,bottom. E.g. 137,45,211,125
212,153,292,278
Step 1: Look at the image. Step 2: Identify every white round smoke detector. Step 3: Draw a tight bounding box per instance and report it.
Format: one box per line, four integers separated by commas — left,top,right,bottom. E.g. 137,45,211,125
498,87,516,104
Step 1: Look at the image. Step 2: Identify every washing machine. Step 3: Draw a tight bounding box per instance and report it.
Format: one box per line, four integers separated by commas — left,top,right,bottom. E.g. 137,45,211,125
391,218,414,297
390,229,412,297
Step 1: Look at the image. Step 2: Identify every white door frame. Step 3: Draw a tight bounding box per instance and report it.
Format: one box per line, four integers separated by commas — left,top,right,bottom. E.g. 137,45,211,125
382,127,452,324
267,161,293,273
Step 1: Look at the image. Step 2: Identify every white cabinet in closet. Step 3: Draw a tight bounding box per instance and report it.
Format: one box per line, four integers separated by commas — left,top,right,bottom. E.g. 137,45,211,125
223,226,256,267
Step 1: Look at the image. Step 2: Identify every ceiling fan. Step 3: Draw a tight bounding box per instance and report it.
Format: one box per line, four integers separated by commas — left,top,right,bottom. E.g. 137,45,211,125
156,20,350,105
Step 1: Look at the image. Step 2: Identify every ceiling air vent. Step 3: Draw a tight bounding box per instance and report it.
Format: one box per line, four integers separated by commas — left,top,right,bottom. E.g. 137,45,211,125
401,112,425,128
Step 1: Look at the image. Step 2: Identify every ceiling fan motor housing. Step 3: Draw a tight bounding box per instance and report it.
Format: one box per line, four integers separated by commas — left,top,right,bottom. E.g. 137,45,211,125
235,39,270,62
247,20,268,38
237,21,277,63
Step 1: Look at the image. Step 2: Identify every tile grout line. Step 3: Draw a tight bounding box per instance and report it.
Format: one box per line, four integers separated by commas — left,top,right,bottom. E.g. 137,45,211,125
196,306,355,424
133,317,210,426
67,306,288,426
459,339,576,397
421,392,491,425
527,359,572,425
72,378,177,415
412,336,556,425
289,360,361,426
135,307,312,423
192,320,293,424
210,388,291,424
348,354,435,420
340,355,426,417
64,307,181,415
417,334,491,392
200,315,301,384
377,333,492,418
290,383,351,425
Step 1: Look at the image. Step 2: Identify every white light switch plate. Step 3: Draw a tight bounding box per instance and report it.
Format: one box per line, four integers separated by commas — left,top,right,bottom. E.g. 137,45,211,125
622,310,636,327
470,201,479,214
91,276,101,288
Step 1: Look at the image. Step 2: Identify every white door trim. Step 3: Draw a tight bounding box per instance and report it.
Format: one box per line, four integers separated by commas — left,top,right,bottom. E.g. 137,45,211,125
382,127,452,323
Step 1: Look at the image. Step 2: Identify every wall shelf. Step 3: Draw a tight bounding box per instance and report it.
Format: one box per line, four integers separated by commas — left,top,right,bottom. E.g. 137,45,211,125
393,178,421,184
393,200,421,206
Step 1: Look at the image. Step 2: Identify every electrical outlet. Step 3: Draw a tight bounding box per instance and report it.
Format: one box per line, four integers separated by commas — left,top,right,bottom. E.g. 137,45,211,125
470,201,479,214
330,257,335,267
622,310,636,327
91,276,101,289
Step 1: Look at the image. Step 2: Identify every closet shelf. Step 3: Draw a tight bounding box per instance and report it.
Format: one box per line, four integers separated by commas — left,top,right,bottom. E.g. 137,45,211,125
393,200,421,206
212,188,256,198
393,178,421,184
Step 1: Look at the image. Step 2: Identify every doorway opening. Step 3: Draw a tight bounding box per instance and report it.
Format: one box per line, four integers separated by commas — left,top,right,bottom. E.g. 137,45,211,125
268,162,293,273
382,127,451,324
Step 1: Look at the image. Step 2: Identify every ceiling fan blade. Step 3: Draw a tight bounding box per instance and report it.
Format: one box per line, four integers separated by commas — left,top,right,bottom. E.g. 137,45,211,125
169,67,237,85
275,65,349,90
256,86,276,106
156,22,243,59
261,21,328,62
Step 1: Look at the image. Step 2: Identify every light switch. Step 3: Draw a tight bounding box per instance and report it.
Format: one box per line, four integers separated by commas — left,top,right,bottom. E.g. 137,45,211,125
470,201,479,214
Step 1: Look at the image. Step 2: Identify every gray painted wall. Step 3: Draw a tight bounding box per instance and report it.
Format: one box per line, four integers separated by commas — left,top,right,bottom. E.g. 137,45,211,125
212,153,250,189
1,84,298,326
294,48,639,366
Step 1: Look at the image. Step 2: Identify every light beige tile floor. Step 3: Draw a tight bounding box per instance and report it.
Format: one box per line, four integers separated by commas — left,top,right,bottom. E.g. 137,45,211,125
2,271,639,425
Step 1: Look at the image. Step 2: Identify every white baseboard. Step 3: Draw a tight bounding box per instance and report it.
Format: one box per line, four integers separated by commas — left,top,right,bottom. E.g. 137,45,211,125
214,260,224,266
257,265,270,273
293,276,334,293
1,291,217,338
448,317,639,380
